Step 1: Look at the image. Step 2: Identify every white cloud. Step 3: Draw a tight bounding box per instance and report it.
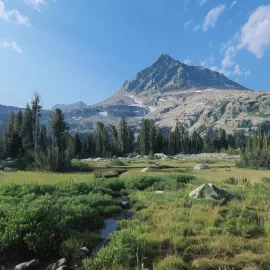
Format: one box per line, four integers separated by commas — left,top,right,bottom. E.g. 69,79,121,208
194,24,200,31
221,46,236,69
237,5,270,59
0,41,23,54
200,54,215,67
184,19,194,29
209,41,213,48
245,70,251,77
233,64,243,76
203,4,226,32
230,1,237,9
198,0,207,6
236,10,242,16
0,1,31,27
184,59,192,65
25,0,46,11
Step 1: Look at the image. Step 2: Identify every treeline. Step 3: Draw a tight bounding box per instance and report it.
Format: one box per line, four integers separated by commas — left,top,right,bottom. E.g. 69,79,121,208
0,93,73,172
238,127,270,168
1,93,269,170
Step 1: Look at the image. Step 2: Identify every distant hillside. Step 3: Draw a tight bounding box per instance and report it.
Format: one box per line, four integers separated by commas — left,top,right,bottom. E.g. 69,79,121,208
51,101,87,111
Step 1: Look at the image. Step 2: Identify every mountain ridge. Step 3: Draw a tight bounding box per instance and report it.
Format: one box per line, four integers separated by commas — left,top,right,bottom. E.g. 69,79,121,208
1,54,269,135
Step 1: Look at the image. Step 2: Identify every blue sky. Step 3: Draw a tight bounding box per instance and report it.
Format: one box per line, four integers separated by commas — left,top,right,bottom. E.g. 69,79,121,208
0,0,270,109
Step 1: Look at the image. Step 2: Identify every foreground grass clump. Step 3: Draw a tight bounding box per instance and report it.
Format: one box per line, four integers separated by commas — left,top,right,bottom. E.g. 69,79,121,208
0,180,122,261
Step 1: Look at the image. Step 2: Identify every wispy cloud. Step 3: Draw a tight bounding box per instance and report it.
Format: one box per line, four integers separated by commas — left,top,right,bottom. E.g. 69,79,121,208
194,24,201,32
0,41,23,54
200,54,215,67
184,59,192,65
0,1,31,27
245,71,251,77
25,0,46,11
184,19,194,29
184,0,190,11
230,1,237,9
198,0,207,6
237,5,270,59
203,4,226,32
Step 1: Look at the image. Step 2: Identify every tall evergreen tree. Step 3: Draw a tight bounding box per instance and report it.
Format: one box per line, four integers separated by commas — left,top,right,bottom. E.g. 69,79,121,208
118,115,128,153
14,110,23,135
139,119,151,155
126,126,134,154
31,92,42,149
21,104,34,151
50,108,69,149
74,133,82,157
110,125,119,155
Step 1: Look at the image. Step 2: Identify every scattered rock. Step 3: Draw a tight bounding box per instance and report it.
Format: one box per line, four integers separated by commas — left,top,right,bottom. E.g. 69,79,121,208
4,167,17,172
189,183,239,202
141,167,149,173
80,246,89,254
121,201,128,208
50,258,67,270
15,259,39,270
194,163,209,170
55,267,72,270
94,158,102,162
5,157,13,162
155,191,164,194
154,153,168,160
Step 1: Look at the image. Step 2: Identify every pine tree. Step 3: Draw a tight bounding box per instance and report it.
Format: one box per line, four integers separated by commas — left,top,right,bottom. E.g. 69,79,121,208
149,125,157,155
31,92,42,150
139,119,151,155
21,104,34,151
110,125,119,155
50,108,69,149
156,127,163,153
118,115,128,153
14,110,23,135
38,124,47,152
74,133,82,157
126,125,134,154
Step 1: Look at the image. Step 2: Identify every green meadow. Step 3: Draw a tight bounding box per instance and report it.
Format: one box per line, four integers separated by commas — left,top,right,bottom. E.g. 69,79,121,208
1,158,270,269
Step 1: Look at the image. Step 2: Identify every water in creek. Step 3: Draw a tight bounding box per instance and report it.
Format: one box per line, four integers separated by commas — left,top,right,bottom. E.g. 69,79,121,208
101,218,117,238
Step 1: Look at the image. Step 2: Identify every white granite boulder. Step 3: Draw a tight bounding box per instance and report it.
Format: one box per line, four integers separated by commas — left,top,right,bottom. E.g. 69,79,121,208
189,183,238,202
194,163,209,170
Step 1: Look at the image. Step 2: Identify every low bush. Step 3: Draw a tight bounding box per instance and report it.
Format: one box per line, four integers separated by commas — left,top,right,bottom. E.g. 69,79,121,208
0,181,121,260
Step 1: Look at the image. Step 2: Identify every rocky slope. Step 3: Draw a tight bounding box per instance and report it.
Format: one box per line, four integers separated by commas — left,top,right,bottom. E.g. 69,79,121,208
0,54,269,134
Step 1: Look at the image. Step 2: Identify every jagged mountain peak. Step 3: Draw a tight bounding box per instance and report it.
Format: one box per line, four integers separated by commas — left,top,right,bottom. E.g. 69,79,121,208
120,54,249,95
156,53,176,62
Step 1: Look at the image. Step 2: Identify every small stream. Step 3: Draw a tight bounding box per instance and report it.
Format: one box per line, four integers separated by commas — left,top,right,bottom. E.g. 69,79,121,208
92,208,134,256
101,218,118,238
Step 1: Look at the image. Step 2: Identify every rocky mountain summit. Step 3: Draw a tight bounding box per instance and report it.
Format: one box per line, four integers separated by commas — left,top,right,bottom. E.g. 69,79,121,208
121,54,248,94
51,101,87,111
0,54,269,134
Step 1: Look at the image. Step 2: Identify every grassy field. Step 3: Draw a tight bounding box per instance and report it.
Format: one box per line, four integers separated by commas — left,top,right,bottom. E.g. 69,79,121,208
1,157,270,269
